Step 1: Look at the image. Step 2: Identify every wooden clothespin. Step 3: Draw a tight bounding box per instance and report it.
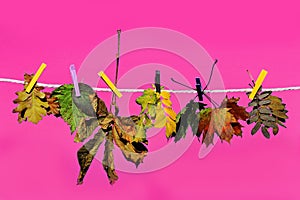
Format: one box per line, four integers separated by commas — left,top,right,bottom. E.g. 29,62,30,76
155,70,160,93
249,69,268,100
195,77,203,101
26,63,47,93
69,64,81,97
98,71,122,98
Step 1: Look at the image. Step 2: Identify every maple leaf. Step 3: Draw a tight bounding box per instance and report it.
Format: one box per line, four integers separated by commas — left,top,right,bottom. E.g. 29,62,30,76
13,73,49,124
247,89,288,138
220,96,250,121
174,100,202,142
197,97,249,146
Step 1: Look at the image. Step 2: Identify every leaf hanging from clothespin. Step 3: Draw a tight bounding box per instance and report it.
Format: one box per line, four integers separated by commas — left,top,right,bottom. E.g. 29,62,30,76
13,73,49,124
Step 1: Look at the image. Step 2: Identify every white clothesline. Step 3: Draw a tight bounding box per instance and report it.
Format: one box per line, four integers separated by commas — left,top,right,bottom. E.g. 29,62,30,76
1,77,300,93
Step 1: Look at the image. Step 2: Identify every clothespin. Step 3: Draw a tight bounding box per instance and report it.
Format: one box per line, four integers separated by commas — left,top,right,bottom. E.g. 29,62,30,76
69,64,81,97
98,71,122,98
195,77,203,101
155,70,160,93
26,63,47,93
249,69,268,100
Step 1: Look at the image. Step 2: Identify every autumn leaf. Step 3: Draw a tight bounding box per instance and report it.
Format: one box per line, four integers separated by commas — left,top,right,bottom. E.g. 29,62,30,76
174,100,201,142
45,92,60,116
102,132,118,184
220,96,249,121
13,73,49,124
112,116,148,166
77,129,105,185
112,125,148,167
136,87,177,139
197,97,249,146
159,91,177,138
74,118,100,143
135,88,157,117
247,89,288,138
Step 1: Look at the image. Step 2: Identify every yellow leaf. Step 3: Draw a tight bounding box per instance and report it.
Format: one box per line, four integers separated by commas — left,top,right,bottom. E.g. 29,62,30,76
164,107,177,121
154,103,167,128
160,91,171,100
13,77,49,124
166,118,176,138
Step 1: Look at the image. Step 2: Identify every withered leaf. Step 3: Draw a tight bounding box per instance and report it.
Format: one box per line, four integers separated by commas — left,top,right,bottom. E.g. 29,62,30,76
251,122,261,135
77,129,105,185
174,100,200,142
261,126,270,139
220,97,250,121
45,93,60,116
74,118,100,143
102,132,118,184
13,73,49,124
112,125,147,167
247,89,288,138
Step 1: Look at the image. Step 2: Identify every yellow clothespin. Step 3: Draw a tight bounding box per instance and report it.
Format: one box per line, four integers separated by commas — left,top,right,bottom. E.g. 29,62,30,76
249,69,268,100
26,63,47,93
98,71,122,98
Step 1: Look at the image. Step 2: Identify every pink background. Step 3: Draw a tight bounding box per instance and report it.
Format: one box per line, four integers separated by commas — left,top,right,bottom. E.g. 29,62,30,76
1,0,300,199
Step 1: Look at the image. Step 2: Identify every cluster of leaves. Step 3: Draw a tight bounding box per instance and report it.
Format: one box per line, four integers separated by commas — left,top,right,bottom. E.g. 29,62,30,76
13,74,148,185
247,88,288,138
12,74,289,185
174,97,249,146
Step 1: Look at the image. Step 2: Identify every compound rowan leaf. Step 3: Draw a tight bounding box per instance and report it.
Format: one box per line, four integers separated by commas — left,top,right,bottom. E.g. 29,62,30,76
247,88,288,138
13,74,49,124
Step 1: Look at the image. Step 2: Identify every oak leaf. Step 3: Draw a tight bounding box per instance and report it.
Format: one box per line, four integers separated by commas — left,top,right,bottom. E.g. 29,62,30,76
13,74,49,124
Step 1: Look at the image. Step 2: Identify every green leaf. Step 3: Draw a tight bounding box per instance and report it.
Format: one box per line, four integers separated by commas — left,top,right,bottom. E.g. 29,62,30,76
136,89,157,113
52,84,85,133
174,101,199,142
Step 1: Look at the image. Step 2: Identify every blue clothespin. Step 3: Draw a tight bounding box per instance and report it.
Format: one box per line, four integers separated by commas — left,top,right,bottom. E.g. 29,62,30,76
195,77,203,101
155,70,161,93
